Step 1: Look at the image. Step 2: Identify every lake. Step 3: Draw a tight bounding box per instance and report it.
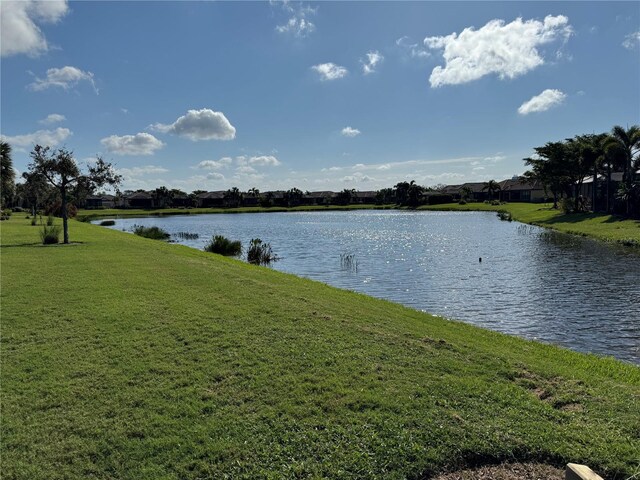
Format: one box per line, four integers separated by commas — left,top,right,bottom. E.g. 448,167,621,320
97,210,640,364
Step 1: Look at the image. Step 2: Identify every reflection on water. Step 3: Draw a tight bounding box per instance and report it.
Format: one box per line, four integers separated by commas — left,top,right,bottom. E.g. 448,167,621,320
97,211,640,364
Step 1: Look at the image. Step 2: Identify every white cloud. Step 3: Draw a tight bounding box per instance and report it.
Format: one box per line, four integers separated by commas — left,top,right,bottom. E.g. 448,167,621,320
396,36,429,58
424,15,573,87
118,165,170,177
517,89,567,115
341,172,374,183
39,113,66,125
28,66,98,93
622,31,640,50
341,126,361,137
248,155,281,166
236,165,258,175
361,51,384,75
1,127,72,148
197,158,233,170
275,2,316,38
1,0,69,57
101,133,165,156
311,63,348,81
207,172,225,180
151,108,236,141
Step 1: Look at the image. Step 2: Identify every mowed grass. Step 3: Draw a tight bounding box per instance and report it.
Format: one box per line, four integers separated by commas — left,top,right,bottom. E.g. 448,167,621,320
1,217,639,479
420,202,640,246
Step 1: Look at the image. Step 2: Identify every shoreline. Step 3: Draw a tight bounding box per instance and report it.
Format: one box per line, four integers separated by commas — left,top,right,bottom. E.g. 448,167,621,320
78,202,640,249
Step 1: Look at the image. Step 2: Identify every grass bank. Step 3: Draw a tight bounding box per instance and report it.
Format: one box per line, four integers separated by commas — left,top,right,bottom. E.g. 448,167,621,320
419,202,640,247
77,204,393,222
2,216,639,479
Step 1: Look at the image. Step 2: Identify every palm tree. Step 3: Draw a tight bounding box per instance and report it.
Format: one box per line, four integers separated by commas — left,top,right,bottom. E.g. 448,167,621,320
481,180,501,201
606,125,640,184
459,185,472,202
1,141,15,208
224,187,243,208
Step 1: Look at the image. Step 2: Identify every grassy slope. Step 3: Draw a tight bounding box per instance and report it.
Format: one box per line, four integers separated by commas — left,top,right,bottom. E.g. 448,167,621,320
419,203,640,246
1,217,639,479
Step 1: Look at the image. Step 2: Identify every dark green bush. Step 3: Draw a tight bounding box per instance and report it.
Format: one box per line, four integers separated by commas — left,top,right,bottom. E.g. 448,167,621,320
100,220,116,226
40,225,61,244
247,238,278,265
132,225,171,240
458,200,467,205
204,235,242,256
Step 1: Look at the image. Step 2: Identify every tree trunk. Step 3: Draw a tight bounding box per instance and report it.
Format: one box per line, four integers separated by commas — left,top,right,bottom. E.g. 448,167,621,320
606,166,611,214
61,184,69,244
592,171,597,212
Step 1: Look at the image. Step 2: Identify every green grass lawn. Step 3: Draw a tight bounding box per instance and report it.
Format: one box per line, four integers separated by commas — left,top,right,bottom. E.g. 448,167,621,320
420,202,640,246
1,216,639,479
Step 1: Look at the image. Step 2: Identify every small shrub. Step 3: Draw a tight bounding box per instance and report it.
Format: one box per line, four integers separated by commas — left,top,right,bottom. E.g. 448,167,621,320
458,200,467,205
491,200,501,206
247,238,278,265
497,210,512,222
1,209,11,220
204,235,242,256
132,224,171,240
46,214,55,226
40,225,61,244
100,220,116,226
559,197,575,214
31,216,38,226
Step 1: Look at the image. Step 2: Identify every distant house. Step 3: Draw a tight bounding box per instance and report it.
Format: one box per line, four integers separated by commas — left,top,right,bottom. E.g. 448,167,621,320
578,172,625,211
498,177,546,202
353,191,377,204
124,191,154,209
196,191,225,208
171,193,191,208
304,191,335,206
243,193,260,207
267,191,287,207
85,196,103,209
441,185,462,199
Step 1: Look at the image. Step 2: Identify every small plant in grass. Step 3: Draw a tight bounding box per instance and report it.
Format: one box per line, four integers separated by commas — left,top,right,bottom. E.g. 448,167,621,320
247,238,278,265
132,224,171,240
100,220,116,226
46,214,55,226
40,225,61,244
458,200,467,205
204,235,242,256
497,210,512,221
0,209,10,221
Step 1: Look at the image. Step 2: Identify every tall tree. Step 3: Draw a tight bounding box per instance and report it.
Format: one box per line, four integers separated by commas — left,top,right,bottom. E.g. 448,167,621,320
481,180,501,201
406,181,424,208
224,187,243,207
606,125,640,184
152,186,173,208
1,141,16,207
285,187,303,207
27,145,121,244
336,188,355,205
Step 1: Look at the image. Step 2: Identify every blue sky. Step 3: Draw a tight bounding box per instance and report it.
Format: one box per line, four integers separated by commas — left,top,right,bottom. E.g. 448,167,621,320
2,1,639,193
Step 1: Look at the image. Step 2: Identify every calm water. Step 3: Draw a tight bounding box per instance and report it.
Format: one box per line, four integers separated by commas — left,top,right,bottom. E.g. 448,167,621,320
98,211,640,364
